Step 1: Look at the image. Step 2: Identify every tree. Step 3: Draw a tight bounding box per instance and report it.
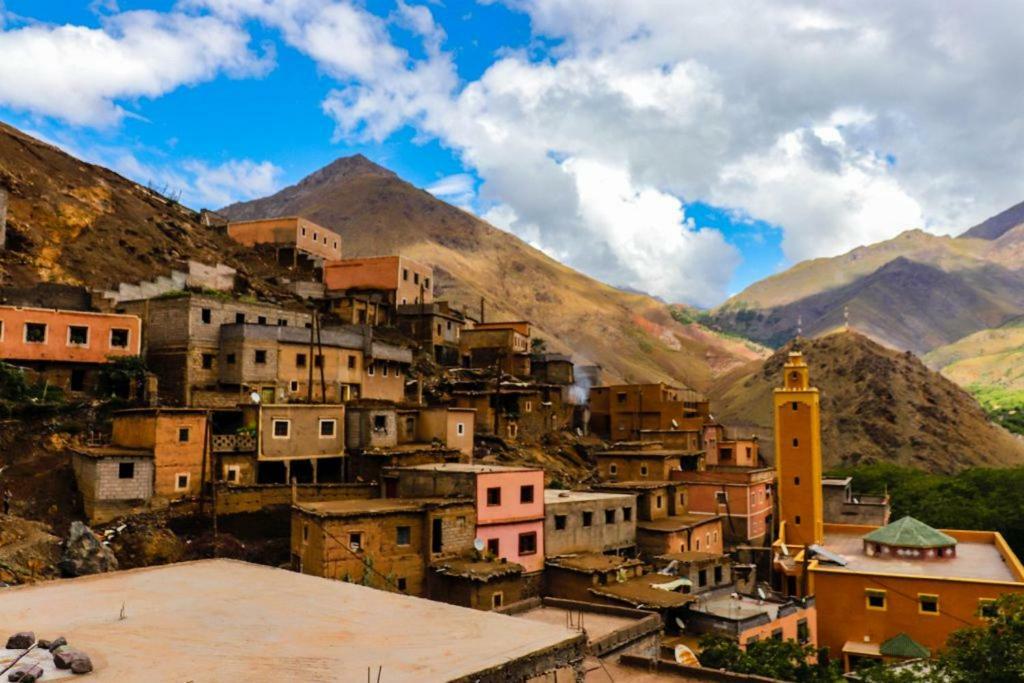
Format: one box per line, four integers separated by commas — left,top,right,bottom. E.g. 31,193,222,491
697,634,842,682
938,593,1024,682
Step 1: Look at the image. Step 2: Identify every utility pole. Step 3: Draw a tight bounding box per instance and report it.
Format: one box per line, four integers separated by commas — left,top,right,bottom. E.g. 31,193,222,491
315,312,327,403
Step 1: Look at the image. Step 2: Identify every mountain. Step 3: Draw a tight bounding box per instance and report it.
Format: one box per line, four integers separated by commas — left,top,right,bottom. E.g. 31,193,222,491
220,155,766,388
708,331,1024,473
709,203,1024,355
924,316,1024,400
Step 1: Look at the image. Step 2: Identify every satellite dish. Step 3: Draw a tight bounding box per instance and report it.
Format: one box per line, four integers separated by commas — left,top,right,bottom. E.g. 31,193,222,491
757,587,767,600
674,644,699,667
674,617,687,631
473,538,485,552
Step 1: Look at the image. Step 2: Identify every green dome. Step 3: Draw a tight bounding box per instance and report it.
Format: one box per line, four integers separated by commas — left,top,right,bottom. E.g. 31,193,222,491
863,516,956,548
880,632,931,659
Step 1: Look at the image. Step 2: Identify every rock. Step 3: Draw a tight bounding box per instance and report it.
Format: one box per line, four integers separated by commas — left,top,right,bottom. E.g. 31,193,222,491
8,664,42,682
59,521,118,577
70,653,93,674
46,635,67,651
53,647,78,669
4,632,34,649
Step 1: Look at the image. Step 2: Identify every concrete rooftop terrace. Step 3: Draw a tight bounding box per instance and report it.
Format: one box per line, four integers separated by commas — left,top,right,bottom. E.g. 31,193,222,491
0,560,583,682
393,462,539,473
818,528,1022,582
545,489,635,504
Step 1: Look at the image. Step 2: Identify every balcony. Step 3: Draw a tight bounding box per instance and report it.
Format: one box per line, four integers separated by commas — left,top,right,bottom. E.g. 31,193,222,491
212,433,256,453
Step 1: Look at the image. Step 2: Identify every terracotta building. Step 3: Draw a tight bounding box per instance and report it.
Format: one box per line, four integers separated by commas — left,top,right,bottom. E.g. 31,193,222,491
682,589,817,651
544,489,637,557
71,408,208,522
771,351,1024,671
396,301,466,366
291,497,476,597
450,373,571,443
323,256,433,325
588,383,710,441
428,556,526,611
0,305,141,393
594,442,704,482
459,321,532,377
544,554,646,602
530,353,575,387
384,463,546,575
670,465,775,547
651,551,733,595
225,216,342,263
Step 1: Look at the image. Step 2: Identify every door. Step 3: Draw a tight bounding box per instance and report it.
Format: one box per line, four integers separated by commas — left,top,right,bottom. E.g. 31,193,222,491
431,517,443,554
261,386,276,404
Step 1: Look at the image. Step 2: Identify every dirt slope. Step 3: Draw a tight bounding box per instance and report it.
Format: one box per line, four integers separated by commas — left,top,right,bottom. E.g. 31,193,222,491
221,155,766,388
924,317,1024,395
709,331,1024,473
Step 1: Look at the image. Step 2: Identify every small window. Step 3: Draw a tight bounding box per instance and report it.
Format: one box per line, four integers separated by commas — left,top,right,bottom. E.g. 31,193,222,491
201,353,214,369
524,400,532,413
623,507,632,521
413,272,420,285
919,594,939,615
403,268,409,281
456,423,465,436
695,538,701,550
110,328,130,348
289,380,299,392
714,565,723,584
866,589,886,611
795,515,802,525
235,313,246,324
609,463,618,476
518,531,537,555
118,462,135,479
656,495,663,509
226,353,236,364
254,350,267,364
715,491,728,504
367,363,375,376
797,619,810,643
349,532,362,550
698,569,707,587
486,487,501,506
178,427,190,443
792,401,798,411
226,466,239,483
312,232,318,241
425,277,430,289
491,591,503,609
382,364,389,377
794,476,800,486
582,511,593,527
25,322,47,343
314,355,323,368
792,438,799,447
487,538,499,555
605,508,616,524
554,515,567,530
257,316,267,325
278,318,287,326
373,414,388,431
771,628,783,641
302,523,309,541
640,464,649,477
67,325,89,346
201,308,212,324
347,355,356,369
273,419,291,438
319,419,336,438
175,473,190,491
616,392,627,404
979,599,998,619
296,353,307,368
397,577,407,591
396,526,411,546
520,485,534,504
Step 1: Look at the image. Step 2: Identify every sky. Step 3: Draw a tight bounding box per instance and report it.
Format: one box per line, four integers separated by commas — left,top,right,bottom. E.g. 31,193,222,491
1,2,1023,308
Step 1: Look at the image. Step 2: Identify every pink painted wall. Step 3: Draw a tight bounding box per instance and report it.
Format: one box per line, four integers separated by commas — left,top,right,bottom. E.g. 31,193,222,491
475,470,544,524
476,519,545,573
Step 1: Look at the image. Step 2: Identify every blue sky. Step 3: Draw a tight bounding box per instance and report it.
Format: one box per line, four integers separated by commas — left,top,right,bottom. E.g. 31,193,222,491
1,1,1021,306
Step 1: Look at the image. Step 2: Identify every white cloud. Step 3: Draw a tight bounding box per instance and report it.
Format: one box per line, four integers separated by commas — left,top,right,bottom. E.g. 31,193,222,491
182,159,283,208
0,9,271,126
426,173,475,208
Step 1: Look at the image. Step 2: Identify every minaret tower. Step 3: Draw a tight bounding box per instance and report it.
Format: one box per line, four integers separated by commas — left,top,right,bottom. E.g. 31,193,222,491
773,351,824,547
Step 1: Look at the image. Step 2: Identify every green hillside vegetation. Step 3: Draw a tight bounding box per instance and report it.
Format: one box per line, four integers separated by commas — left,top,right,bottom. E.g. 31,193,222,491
828,463,1024,557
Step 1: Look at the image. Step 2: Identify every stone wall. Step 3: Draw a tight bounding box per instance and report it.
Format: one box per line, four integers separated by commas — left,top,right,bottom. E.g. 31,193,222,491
215,482,378,515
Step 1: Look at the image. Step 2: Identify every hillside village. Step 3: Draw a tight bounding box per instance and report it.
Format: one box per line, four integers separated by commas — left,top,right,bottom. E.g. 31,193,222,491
2,126,1024,682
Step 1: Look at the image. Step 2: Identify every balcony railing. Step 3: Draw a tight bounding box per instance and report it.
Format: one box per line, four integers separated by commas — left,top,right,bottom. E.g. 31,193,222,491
212,433,256,453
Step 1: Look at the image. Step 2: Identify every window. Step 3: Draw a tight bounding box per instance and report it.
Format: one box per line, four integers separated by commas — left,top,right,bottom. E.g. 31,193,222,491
254,350,267,364
792,438,799,447
979,599,998,619
616,392,627,404
640,464,649,477
272,419,291,438
257,316,267,325
866,589,886,611
226,353,236,365
289,380,299,392
396,526,411,546
201,353,214,369
797,618,809,643
348,355,356,369
698,569,707,587
312,232,318,241
656,495,663,509
178,427,190,443
695,538,701,550
319,419,336,438
771,628,783,641
715,491,728,504
349,532,362,550
175,473,190,491
609,463,618,476
554,515,567,530
623,507,633,521
110,328,130,348
414,272,420,285
491,591,503,609
794,476,800,486
397,578,407,591
382,364,389,377
714,565,723,584
582,511,593,527
301,227,306,236
278,318,287,326
919,594,939,615
518,532,537,555
296,353,307,368
486,487,501,506
314,355,323,368
605,509,616,524
235,313,246,324
456,423,465,436
425,277,430,289
201,308,212,324
302,524,308,541
524,401,532,413
520,485,534,504
795,515,801,525
25,322,47,343
226,466,239,483
403,268,409,281
373,414,388,431
367,363,375,376
118,462,135,479
487,538,499,555
70,368,85,391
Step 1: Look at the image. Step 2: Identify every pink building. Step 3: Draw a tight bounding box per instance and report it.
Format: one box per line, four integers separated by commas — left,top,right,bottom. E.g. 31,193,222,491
384,463,546,573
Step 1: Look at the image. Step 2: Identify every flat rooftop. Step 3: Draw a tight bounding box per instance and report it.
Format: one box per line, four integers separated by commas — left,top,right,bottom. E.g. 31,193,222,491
545,489,635,504
638,514,721,533
295,497,472,517
589,575,695,609
818,529,1020,582
394,463,539,473
546,553,644,573
690,589,787,622
513,605,639,644
0,560,581,681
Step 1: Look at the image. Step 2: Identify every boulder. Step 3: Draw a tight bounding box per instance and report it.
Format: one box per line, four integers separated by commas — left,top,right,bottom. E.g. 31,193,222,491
4,632,34,649
58,521,118,577
70,653,93,674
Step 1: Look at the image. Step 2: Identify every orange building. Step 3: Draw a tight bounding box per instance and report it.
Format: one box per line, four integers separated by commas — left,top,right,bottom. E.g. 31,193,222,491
771,351,1024,671
459,321,532,377
226,216,342,262
588,383,709,441
0,305,141,393
323,256,433,306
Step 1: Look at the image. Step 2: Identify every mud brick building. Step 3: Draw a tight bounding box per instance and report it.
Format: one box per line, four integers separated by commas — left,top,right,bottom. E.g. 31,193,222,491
323,255,434,324
0,304,141,393
588,383,709,441
544,554,646,602
636,513,724,557
822,476,890,526
291,497,476,597
242,403,347,484
682,589,817,650
119,292,311,406
671,465,775,547
225,216,342,263
544,489,637,557
360,340,412,403
530,352,575,388
429,556,526,611
450,375,571,442
71,408,208,522
459,321,532,377
396,300,466,365
384,463,546,575
651,551,733,595
594,442,704,482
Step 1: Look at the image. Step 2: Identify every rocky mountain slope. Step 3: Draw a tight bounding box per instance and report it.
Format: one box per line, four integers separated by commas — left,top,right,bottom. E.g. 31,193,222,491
220,155,766,388
924,317,1024,397
708,331,1024,473
708,206,1024,355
